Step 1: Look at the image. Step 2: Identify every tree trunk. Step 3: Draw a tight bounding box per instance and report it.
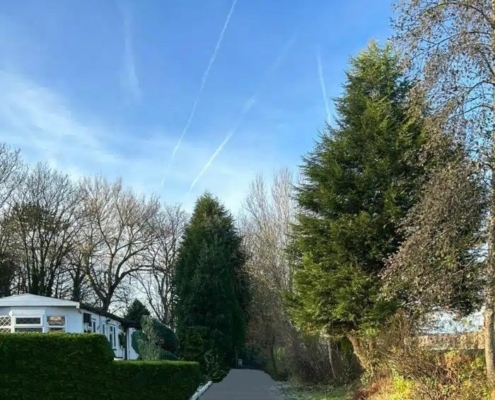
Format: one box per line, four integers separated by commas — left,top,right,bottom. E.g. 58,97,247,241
485,304,495,385
347,333,373,375
101,296,112,312
269,342,279,380
486,1,495,384
327,340,336,380
485,156,495,384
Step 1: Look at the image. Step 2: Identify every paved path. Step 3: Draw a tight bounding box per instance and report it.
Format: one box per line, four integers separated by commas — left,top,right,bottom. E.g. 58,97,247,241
200,369,285,400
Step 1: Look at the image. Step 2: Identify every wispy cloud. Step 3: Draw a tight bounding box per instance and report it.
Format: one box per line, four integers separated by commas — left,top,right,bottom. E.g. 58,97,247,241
316,47,330,122
162,0,238,186
188,35,297,192
120,2,140,103
0,69,272,214
0,70,120,172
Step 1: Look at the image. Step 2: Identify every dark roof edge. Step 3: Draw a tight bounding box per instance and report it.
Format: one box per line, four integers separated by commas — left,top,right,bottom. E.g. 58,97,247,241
79,303,141,329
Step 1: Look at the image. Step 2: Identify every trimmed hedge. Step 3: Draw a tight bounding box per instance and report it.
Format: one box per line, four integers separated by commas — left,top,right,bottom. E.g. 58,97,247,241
113,361,201,400
0,333,200,400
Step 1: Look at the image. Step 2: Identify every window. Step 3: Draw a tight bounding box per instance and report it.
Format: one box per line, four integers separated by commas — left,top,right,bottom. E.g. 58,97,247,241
101,324,106,335
47,316,65,332
15,327,43,332
14,316,42,333
91,319,97,333
109,325,116,348
0,316,11,333
15,317,41,325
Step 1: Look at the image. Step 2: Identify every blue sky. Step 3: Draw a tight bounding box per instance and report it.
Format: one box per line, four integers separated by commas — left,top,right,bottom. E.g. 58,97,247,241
0,0,393,212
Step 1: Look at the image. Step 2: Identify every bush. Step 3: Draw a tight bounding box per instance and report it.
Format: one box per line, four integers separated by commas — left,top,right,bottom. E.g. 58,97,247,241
132,329,149,356
112,361,201,400
0,333,114,399
284,332,359,386
141,315,179,354
132,316,180,361
0,333,200,400
354,312,491,400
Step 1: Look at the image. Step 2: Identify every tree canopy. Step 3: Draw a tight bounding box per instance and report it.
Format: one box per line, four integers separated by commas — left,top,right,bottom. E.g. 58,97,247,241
124,299,151,323
285,42,428,346
173,192,250,381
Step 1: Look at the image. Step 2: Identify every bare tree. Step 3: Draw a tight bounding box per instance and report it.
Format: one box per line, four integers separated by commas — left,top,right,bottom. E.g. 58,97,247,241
134,204,188,328
0,144,26,297
78,176,161,311
241,168,297,292
239,168,298,377
4,163,82,297
392,0,495,382
63,246,95,302
0,144,26,211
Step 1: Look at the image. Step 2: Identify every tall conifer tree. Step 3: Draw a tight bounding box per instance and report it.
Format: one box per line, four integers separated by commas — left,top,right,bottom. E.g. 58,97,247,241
285,42,427,371
173,193,249,381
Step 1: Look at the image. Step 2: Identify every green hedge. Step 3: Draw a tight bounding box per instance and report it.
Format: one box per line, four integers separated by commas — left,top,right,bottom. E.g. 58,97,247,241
113,361,201,400
0,333,200,400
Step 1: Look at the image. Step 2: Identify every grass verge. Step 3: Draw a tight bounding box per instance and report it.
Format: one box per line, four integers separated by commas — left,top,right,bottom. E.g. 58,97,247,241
278,383,351,400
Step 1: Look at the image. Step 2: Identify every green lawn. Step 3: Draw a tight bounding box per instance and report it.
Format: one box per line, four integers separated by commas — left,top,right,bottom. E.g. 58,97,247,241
279,383,351,400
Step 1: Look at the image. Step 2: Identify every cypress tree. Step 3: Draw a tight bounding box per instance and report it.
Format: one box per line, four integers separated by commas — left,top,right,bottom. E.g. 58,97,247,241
285,42,428,372
173,193,249,381
124,299,151,323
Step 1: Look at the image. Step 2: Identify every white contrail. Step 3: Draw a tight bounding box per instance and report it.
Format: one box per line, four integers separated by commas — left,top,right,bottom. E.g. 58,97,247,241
188,35,297,192
189,132,233,192
162,0,238,186
316,47,330,122
120,2,140,102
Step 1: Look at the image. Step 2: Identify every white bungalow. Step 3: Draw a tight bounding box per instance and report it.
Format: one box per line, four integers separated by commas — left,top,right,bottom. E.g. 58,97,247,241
0,294,140,360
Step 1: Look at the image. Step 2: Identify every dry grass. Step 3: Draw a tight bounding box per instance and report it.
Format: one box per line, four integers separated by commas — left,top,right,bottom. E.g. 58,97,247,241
279,383,351,400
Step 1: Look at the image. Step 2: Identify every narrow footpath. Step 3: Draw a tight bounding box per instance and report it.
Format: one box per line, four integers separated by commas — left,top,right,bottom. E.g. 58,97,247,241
200,369,285,400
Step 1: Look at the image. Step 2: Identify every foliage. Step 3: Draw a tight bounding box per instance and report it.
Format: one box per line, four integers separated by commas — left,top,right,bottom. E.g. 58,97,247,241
173,192,250,381
284,333,359,386
382,146,486,318
112,361,200,400
178,326,208,372
0,333,200,400
360,354,490,400
131,329,147,357
280,383,351,400
124,299,151,322
354,312,491,400
141,315,179,353
392,0,495,383
285,42,428,371
131,316,179,361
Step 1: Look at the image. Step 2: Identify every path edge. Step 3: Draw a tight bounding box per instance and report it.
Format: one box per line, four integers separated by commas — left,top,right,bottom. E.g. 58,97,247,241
189,381,213,400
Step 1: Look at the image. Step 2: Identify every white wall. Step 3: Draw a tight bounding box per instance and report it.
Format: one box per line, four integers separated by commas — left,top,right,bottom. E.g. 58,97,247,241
127,327,139,360
0,306,82,332
0,305,138,360
82,309,127,359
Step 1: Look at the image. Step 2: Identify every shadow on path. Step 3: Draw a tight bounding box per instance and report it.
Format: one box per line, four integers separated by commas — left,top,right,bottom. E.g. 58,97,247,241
200,369,285,400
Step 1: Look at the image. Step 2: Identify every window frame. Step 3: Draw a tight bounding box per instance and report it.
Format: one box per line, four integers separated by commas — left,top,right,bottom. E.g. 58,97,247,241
109,325,116,348
46,315,66,333
13,316,43,333
0,316,12,333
